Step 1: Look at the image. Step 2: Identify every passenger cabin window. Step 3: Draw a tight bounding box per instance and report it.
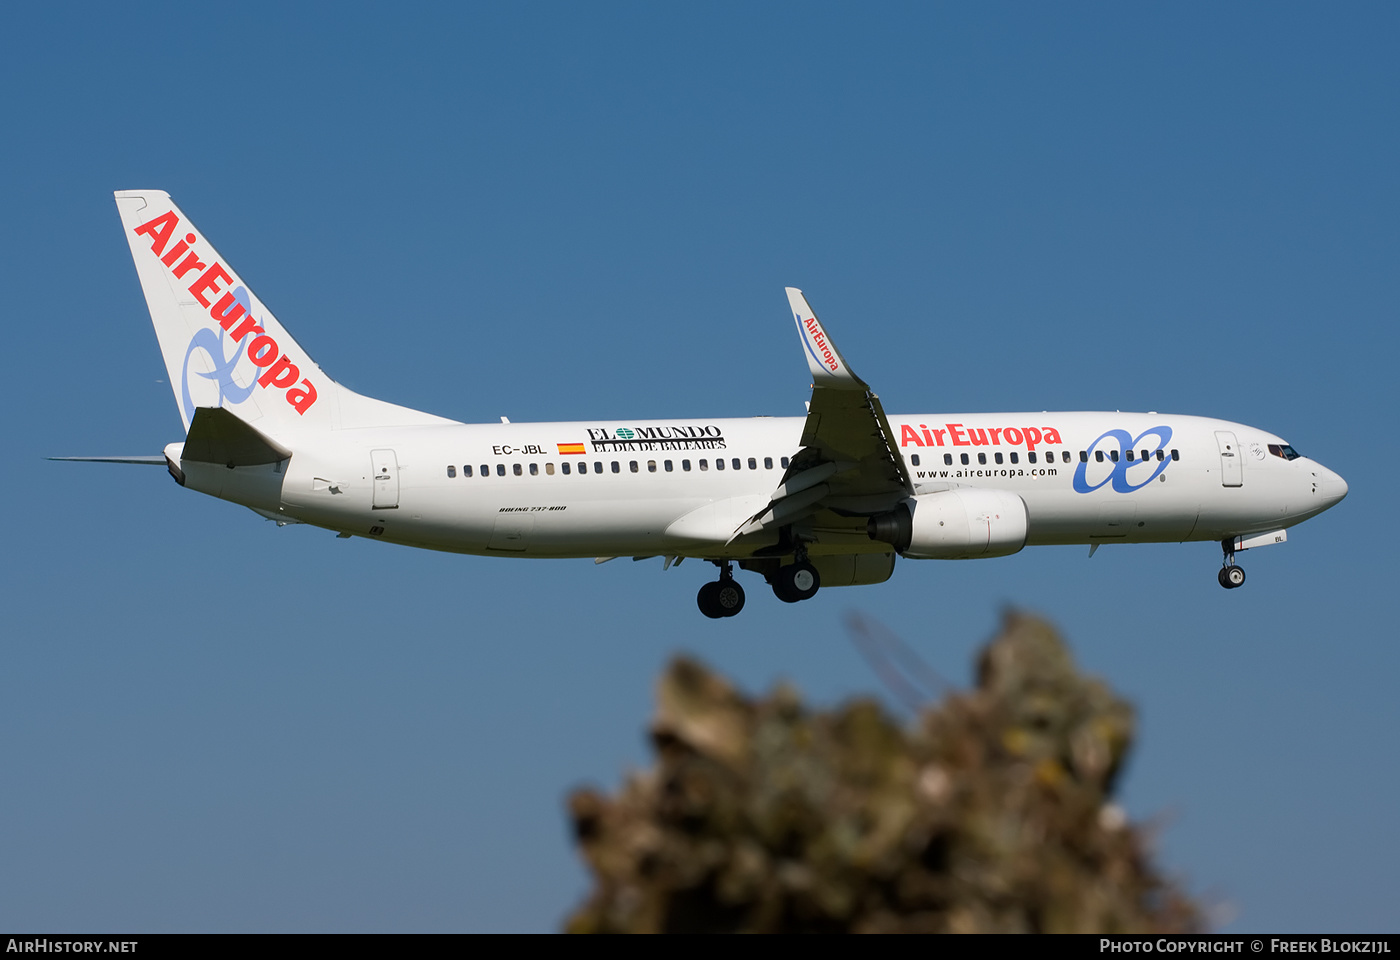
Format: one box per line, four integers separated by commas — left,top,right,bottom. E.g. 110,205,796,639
699,459,708,471
780,457,790,468
683,459,692,471
994,452,1003,464
978,453,987,465
665,460,673,472
514,464,523,476
481,464,490,477
446,465,456,478
1026,452,1034,464
1063,451,1072,463
545,463,555,475
1170,449,1180,461
960,453,969,465
1080,451,1089,463
1011,452,1019,464
1109,450,1119,462
764,457,773,469
747,458,757,470
611,461,620,473
529,463,538,476
648,460,657,473
629,460,638,473
1126,450,1134,461
945,454,953,465
911,454,921,466
561,462,571,475
732,458,741,471
716,459,725,470
464,465,474,477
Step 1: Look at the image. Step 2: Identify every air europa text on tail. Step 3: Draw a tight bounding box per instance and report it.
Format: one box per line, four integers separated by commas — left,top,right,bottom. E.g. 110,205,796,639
133,210,318,414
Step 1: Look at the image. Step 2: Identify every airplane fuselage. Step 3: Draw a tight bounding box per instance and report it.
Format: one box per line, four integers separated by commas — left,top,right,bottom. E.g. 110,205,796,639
172,410,1345,560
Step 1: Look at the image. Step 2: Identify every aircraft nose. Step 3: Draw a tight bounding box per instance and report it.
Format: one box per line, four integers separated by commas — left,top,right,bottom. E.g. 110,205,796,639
1319,466,1348,507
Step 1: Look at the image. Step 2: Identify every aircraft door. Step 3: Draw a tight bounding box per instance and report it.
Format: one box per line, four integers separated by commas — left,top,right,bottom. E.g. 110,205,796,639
371,449,400,508
1215,432,1243,487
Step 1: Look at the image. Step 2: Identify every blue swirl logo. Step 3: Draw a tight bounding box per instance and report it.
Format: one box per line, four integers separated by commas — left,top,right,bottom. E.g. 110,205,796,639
1071,426,1173,493
179,285,258,423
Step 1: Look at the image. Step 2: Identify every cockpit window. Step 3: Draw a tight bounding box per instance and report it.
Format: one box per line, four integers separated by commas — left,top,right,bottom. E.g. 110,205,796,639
1268,443,1302,461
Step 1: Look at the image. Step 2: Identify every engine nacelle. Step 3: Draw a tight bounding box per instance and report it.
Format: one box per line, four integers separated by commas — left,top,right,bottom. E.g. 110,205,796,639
811,551,896,587
868,488,1028,559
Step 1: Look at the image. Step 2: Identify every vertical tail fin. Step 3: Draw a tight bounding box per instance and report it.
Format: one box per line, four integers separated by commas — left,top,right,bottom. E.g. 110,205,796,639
114,190,452,436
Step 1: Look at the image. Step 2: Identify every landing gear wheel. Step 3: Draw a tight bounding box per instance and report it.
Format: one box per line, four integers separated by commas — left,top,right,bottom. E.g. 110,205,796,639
698,574,746,618
715,579,745,617
773,561,821,603
698,581,724,618
1218,565,1246,589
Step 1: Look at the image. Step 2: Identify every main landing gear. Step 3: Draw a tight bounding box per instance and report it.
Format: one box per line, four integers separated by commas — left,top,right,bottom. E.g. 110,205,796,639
1218,537,1246,589
772,559,820,603
696,548,824,618
698,561,746,619
772,543,820,604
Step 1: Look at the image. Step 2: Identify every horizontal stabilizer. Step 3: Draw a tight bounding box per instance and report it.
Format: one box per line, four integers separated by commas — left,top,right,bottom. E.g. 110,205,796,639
48,455,166,465
181,407,292,466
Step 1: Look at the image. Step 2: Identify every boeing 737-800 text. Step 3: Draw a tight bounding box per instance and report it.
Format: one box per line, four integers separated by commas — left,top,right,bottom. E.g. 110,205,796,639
63,190,1348,618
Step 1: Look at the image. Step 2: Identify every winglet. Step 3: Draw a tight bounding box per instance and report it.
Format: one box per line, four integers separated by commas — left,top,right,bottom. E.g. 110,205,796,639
786,288,865,389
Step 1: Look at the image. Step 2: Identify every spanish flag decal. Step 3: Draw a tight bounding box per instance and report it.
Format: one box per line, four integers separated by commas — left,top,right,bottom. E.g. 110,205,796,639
557,442,586,455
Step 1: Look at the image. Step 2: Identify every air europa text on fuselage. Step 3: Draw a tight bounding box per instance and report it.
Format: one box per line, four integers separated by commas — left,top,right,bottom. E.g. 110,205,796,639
899,422,1063,451
132,211,318,414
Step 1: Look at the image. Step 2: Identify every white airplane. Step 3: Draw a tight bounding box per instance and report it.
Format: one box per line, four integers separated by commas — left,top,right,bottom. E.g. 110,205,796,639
65,190,1348,618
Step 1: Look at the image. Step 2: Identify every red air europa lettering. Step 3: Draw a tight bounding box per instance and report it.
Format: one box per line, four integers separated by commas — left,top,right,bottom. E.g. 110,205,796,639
132,211,318,415
804,317,840,372
899,422,1063,450
133,211,179,256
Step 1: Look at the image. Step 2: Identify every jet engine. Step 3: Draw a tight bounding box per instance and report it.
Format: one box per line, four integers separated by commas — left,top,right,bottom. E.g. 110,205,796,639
867,488,1028,559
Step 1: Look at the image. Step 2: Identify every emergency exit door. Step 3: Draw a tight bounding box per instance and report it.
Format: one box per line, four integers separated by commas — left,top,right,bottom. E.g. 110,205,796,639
372,449,400,508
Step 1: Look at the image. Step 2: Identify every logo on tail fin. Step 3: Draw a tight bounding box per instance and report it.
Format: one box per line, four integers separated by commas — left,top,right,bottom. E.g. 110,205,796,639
180,322,258,424
133,211,320,417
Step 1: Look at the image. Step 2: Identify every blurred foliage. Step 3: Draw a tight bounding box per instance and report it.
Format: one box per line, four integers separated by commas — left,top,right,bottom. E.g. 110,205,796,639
564,612,1202,933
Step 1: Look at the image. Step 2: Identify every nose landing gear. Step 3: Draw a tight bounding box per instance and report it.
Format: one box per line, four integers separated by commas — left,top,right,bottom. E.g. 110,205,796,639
698,561,746,618
1218,537,1246,589
1218,565,1246,588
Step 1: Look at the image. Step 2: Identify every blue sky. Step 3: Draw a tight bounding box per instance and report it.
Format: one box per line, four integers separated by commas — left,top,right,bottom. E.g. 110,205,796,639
2,2,1396,932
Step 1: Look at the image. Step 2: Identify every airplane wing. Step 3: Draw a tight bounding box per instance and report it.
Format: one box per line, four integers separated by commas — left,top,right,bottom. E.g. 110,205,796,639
734,289,913,538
